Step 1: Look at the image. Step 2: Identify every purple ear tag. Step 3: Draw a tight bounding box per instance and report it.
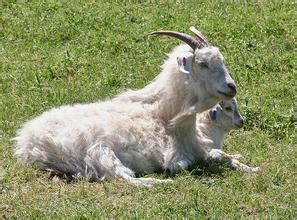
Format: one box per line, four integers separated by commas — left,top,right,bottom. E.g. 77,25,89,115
183,57,186,66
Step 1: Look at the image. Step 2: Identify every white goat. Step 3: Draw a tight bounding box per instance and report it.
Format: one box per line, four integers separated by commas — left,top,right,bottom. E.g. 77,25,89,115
196,98,259,172
14,27,245,186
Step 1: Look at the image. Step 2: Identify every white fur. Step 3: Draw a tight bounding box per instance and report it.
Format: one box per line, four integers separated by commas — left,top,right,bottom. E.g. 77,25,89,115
14,40,239,186
196,98,259,172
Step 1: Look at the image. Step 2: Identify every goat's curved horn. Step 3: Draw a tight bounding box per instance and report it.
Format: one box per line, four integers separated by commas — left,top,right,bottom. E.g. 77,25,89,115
149,30,204,50
189,26,210,47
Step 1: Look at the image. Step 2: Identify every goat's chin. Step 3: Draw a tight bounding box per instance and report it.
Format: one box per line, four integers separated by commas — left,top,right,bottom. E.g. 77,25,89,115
195,97,220,113
217,91,236,100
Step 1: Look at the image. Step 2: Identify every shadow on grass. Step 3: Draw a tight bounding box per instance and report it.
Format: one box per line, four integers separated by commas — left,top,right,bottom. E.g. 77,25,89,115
45,161,232,185
155,161,231,180
187,161,230,178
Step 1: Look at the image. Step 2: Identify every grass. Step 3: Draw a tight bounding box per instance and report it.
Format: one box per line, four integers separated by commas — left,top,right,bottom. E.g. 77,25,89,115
0,0,296,218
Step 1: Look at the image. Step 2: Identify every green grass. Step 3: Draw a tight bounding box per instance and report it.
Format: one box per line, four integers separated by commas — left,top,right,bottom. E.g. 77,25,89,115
0,0,296,218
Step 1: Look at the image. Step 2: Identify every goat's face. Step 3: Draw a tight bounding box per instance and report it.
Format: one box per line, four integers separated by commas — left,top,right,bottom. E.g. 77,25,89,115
193,47,237,101
150,28,237,108
209,98,243,131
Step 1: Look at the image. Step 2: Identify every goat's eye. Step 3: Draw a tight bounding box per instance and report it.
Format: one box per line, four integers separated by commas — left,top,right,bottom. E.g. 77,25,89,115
225,107,232,111
198,61,208,68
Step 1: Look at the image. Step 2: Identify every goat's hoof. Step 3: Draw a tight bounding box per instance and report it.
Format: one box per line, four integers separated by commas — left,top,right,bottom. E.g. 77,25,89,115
251,167,260,172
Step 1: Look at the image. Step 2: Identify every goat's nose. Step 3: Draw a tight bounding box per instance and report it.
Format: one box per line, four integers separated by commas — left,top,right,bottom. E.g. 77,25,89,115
227,83,237,92
240,118,244,126
236,118,244,128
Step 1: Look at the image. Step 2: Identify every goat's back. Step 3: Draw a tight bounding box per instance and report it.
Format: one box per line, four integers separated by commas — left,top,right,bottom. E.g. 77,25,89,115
14,100,169,176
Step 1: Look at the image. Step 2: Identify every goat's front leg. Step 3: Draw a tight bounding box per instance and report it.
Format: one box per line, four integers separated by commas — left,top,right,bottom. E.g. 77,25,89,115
164,150,194,174
85,143,172,187
229,158,260,172
207,149,259,173
227,153,242,160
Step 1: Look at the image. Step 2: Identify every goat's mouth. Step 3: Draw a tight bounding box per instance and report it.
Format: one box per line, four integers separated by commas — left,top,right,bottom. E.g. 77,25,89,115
217,90,236,99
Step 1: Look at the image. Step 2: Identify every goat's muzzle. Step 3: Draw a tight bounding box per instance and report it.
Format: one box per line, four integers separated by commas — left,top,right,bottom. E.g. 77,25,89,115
235,118,244,129
227,83,237,93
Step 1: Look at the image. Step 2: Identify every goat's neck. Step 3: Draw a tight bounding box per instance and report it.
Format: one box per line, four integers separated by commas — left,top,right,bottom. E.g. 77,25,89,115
197,118,226,149
208,126,225,149
117,48,212,123
155,65,199,123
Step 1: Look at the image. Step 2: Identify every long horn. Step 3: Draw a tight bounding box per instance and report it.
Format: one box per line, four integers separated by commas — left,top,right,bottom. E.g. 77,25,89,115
149,30,205,50
189,26,210,47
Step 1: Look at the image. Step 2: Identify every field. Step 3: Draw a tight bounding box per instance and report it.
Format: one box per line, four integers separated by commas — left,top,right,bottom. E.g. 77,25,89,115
0,0,296,218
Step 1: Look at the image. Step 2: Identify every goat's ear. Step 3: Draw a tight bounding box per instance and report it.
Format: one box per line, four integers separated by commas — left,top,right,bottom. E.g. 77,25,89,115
209,106,221,122
177,52,194,74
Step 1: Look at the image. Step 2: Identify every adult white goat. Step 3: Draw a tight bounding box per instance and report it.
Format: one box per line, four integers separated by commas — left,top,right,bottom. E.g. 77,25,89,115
14,27,239,186
196,98,259,172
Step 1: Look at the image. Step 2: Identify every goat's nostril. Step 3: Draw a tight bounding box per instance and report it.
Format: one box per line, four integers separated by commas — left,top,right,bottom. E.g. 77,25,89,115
236,119,244,128
227,83,236,91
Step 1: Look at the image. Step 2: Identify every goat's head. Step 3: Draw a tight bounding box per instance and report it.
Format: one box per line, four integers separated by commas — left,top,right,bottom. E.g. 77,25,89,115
150,27,237,104
209,98,244,131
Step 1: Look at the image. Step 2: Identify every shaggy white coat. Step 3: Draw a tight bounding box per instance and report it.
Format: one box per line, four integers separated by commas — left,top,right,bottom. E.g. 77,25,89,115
14,44,242,186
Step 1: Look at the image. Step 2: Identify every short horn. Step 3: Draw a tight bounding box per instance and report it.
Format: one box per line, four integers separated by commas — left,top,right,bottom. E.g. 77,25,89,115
149,30,204,50
189,26,210,47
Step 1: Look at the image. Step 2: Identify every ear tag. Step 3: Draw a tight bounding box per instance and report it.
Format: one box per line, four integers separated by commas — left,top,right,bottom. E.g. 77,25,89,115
182,57,187,66
177,52,194,75
209,110,217,121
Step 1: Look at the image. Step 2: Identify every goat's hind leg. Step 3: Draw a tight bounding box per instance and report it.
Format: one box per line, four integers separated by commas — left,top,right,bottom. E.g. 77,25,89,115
85,142,171,186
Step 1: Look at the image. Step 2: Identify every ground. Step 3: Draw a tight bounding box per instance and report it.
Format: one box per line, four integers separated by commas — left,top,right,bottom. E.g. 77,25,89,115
0,1,295,218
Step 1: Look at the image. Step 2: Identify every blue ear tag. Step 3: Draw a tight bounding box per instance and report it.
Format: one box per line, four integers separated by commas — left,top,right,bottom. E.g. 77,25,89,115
210,110,217,121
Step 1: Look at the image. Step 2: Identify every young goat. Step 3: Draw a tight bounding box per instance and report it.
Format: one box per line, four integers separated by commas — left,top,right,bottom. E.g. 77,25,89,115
196,98,259,172
14,27,253,186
